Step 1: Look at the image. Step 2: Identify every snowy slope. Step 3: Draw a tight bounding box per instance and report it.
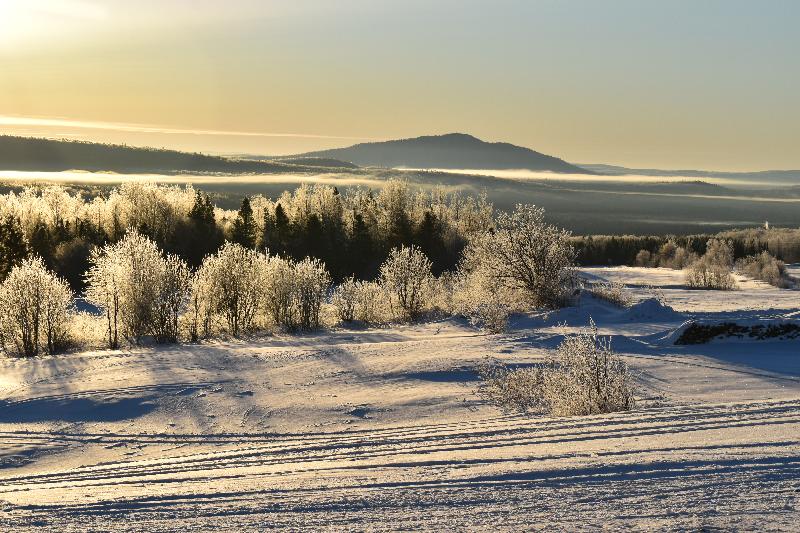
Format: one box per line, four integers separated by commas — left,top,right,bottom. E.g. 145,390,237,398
0,267,798,531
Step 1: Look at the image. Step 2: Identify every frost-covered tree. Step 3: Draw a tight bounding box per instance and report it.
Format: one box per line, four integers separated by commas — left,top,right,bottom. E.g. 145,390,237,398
150,254,192,343
0,257,73,357
380,245,433,321
262,255,297,329
193,242,265,336
331,277,358,322
736,251,792,288
86,231,191,346
685,238,736,290
464,204,575,309
261,255,331,331
85,243,123,349
293,257,331,330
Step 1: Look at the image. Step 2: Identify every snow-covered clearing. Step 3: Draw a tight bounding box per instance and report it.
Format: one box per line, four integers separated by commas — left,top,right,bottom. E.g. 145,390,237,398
1,266,798,531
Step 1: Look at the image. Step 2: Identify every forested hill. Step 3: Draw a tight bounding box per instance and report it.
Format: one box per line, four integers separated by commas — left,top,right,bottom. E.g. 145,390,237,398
0,136,344,174
295,133,592,174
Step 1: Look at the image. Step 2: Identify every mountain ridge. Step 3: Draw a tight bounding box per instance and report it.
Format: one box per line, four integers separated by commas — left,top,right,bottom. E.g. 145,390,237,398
0,135,345,175
293,133,592,174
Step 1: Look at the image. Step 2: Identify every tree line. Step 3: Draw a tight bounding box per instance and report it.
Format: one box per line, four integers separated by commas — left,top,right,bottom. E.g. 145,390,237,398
0,181,492,290
573,228,800,267
0,182,574,356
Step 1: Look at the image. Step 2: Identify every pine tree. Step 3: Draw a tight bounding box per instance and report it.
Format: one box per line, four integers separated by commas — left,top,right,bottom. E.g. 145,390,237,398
230,196,258,249
414,210,447,275
29,220,54,267
267,203,292,256
185,191,221,267
302,213,325,260
348,212,374,279
0,216,30,281
189,191,215,226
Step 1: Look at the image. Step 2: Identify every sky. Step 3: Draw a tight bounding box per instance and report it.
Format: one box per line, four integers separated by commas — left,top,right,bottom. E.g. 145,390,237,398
0,0,798,171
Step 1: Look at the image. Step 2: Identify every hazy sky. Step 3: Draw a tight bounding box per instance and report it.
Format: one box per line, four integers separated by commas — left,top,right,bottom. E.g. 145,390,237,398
1,0,798,170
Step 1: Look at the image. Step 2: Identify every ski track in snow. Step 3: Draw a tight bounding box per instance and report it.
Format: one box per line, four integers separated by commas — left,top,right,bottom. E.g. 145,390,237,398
1,266,799,531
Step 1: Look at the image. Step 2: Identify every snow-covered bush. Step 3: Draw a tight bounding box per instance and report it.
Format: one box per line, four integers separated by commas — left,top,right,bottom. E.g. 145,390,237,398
634,243,697,270
451,266,516,333
150,254,192,343
293,257,331,330
0,257,73,357
193,242,265,337
736,251,793,288
463,204,575,310
685,238,736,290
332,278,390,325
331,277,359,322
587,280,632,308
86,232,191,346
380,245,434,321
634,249,653,267
262,255,298,329
189,263,215,341
352,280,387,324
479,320,635,416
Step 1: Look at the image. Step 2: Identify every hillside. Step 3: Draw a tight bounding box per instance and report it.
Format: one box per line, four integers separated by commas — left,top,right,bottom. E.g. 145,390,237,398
1,267,798,530
584,163,800,185
0,136,311,175
295,133,592,173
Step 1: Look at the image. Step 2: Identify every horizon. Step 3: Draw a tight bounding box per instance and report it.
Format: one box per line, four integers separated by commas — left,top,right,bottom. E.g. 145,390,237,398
4,129,800,175
1,1,799,172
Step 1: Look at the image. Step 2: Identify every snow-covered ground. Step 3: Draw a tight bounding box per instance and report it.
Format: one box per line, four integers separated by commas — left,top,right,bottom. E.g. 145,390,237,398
1,267,799,531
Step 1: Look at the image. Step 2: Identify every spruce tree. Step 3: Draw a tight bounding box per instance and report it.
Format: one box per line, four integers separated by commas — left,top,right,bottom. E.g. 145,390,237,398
269,203,292,256
230,197,257,249
414,210,447,274
186,191,221,266
0,216,30,280
348,212,374,279
29,220,54,267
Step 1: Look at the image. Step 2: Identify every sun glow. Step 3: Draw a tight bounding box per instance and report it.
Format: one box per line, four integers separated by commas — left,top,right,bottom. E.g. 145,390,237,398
0,0,107,48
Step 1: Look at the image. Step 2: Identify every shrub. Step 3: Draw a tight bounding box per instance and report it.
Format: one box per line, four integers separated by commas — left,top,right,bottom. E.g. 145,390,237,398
478,320,635,416
451,266,516,333
262,255,298,329
292,257,331,330
352,281,387,324
634,249,653,267
635,242,697,269
332,277,358,323
464,204,575,309
380,245,433,321
86,231,192,346
685,238,737,290
150,254,192,343
0,256,73,357
735,251,793,288
587,280,632,307
192,242,265,337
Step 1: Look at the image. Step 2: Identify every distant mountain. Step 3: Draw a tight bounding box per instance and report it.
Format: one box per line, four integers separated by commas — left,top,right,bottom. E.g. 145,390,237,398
583,163,800,184
294,133,592,174
0,136,319,175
